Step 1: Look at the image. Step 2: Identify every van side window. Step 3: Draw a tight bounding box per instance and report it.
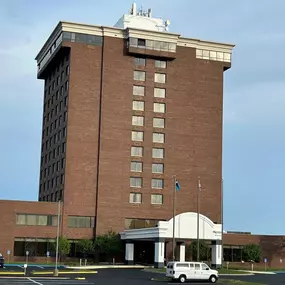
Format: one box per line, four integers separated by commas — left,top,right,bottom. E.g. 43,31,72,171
189,263,194,268
194,264,200,270
176,263,189,268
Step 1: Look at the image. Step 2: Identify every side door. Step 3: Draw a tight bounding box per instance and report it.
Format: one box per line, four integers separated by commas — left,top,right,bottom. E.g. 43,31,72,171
187,263,195,280
200,263,211,280
194,263,203,280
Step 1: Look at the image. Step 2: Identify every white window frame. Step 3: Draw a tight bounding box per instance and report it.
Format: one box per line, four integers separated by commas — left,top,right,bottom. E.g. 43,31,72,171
131,162,143,172
131,146,143,157
133,85,145,96
129,192,142,204
134,70,146,81
152,178,164,189
132,115,144,126
132,131,144,142
153,118,165,128
132,101,145,111
151,194,163,205
130,177,142,188
154,88,166,98
152,148,164,159
152,163,164,174
154,73,166,83
153,103,165,113
153,133,165,143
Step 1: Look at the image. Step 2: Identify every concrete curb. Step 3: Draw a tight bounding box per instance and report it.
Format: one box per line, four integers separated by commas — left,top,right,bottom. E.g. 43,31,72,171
242,270,276,275
67,265,147,270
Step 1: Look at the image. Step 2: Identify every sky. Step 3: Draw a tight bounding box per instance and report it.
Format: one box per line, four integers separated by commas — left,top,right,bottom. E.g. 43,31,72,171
1,0,285,235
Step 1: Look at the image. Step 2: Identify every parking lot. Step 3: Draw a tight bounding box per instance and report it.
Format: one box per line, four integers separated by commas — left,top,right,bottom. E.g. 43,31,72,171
1,267,284,284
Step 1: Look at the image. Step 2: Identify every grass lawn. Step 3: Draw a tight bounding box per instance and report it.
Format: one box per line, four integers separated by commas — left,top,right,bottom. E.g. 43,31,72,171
219,279,266,285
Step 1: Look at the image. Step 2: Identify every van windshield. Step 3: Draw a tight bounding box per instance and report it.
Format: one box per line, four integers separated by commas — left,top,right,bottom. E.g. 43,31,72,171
201,263,210,270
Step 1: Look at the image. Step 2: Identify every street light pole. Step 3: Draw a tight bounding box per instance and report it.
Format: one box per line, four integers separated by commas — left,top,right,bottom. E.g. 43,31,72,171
197,177,201,262
172,175,177,261
54,200,61,276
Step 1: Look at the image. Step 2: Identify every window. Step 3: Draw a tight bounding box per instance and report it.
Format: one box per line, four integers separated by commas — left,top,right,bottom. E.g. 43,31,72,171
154,103,165,113
152,163,164,173
155,60,167,68
153,118,165,128
131,162,143,172
153,133,165,143
152,179,164,189
138,38,146,47
130,177,142,188
154,73,166,83
131,146,143,157
154,88,166,98
133,86,145,96
132,131,144,141
134,71,146,81
129,192,142,204
15,214,58,226
152,148,164,159
132,115,144,126
151,194,163,205
132,101,145,111
125,218,161,229
134,57,146,66
67,216,95,228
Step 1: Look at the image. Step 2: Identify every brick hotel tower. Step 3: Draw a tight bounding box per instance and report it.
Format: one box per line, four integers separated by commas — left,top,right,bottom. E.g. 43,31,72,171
36,3,234,238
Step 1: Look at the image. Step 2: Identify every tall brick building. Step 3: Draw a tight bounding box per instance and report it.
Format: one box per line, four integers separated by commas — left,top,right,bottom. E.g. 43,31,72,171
36,3,233,237
0,4,284,267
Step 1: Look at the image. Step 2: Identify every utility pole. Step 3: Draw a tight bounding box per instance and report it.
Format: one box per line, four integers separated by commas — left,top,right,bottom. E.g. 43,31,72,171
54,200,61,276
197,177,202,262
172,175,176,261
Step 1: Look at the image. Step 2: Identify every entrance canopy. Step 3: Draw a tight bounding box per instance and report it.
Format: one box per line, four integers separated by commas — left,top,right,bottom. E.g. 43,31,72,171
120,212,222,241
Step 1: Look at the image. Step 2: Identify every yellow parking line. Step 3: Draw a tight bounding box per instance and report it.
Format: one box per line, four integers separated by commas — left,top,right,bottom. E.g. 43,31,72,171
32,271,98,275
0,272,25,275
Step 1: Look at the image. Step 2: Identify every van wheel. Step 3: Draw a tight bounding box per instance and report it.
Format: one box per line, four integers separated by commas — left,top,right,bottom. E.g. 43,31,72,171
209,275,217,283
179,275,186,283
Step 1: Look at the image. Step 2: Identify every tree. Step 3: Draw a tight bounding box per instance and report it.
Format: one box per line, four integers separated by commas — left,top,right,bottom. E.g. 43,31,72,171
49,237,71,261
94,230,124,261
77,239,94,257
189,241,211,261
242,243,261,263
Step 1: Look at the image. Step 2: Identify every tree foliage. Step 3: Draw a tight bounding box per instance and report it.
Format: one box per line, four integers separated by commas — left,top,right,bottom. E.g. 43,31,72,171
77,239,94,256
49,237,71,260
242,243,261,263
94,230,124,260
189,240,211,261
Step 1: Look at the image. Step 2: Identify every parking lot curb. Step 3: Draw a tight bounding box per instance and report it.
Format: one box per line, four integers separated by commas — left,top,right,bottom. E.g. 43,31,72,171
67,265,146,270
31,270,98,275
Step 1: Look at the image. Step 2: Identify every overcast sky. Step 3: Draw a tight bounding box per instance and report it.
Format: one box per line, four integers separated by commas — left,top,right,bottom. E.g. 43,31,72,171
1,0,285,235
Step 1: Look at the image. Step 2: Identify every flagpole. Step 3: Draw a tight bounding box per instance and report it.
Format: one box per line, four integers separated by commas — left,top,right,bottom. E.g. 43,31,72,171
172,175,176,261
197,177,201,262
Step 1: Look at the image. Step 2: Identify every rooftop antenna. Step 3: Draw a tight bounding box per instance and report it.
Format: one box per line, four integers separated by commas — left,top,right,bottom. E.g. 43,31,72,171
164,20,171,31
130,2,137,15
148,8,152,17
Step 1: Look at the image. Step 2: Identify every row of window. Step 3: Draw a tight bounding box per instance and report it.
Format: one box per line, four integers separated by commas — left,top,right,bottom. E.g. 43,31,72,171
130,193,163,204
132,101,166,113
16,214,58,226
43,98,68,126
134,57,167,69
41,173,65,190
41,190,63,202
46,76,69,98
46,53,69,82
132,131,165,143
130,177,164,189
125,218,161,229
67,216,95,228
131,162,163,173
131,147,164,158
42,147,66,166
134,70,166,83
133,86,166,98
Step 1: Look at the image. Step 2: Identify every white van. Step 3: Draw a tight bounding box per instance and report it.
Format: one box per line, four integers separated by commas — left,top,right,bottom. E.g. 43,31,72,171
166,261,218,283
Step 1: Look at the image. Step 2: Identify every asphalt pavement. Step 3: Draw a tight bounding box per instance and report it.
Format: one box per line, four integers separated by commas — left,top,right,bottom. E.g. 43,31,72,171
1,267,285,285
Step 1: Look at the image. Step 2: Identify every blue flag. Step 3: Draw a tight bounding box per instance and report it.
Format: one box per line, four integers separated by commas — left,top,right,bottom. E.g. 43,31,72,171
175,179,181,191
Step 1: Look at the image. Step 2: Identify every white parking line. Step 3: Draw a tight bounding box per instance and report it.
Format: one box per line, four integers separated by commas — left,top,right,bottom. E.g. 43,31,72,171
27,278,43,285
18,265,24,269
36,265,45,269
